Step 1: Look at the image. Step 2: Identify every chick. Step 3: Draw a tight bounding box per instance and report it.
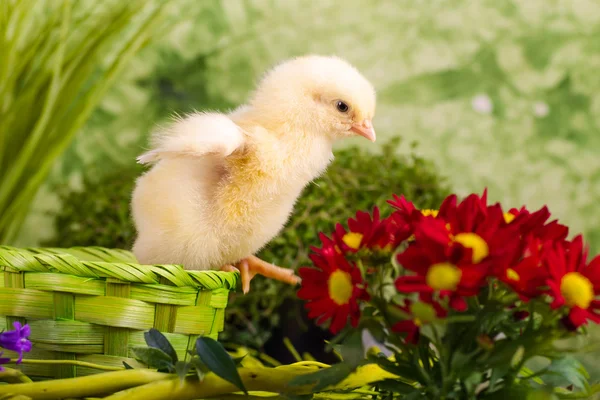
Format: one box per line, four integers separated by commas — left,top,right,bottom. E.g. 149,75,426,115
131,55,376,293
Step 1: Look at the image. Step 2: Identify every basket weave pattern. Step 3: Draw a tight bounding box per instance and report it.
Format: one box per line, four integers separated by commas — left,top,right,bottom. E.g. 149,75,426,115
0,246,238,379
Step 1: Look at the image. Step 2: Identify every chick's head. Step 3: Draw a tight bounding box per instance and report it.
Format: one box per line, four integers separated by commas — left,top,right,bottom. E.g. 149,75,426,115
249,55,377,142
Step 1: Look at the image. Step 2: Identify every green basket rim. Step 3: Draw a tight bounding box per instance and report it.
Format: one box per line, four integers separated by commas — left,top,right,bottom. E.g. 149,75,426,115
0,245,239,291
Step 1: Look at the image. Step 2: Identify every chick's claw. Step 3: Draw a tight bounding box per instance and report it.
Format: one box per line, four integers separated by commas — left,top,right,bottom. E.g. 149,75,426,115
219,264,239,273
237,255,301,294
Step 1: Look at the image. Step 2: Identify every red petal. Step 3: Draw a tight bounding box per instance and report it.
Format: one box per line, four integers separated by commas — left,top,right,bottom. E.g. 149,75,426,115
298,267,326,282
392,320,416,333
449,296,468,311
395,276,431,293
329,305,350,334
297,284,326,300
568,306,589,328
396,246,432,273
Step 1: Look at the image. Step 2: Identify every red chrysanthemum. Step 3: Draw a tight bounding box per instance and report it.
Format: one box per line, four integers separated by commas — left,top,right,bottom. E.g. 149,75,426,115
544,235,600,329
393,194,521,310
332,207,402,253
497,236,550,301
298,244,370,334
394,217,490,311
387,194,439,242
507,206,569,243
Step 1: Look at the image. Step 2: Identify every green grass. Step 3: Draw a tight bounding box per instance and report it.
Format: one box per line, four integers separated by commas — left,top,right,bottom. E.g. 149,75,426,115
0,0,167,243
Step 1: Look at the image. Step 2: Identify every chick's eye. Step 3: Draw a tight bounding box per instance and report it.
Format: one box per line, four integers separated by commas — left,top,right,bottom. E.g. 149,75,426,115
336,100,349,113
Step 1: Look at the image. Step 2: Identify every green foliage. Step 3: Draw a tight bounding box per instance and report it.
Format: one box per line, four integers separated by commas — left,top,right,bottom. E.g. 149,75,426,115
195,336,248,394
131,329,247,393
144,328,179,363
0,0,168,243
288,363,354,392
44,138,450,349
131,346,174,373
43,164,143,249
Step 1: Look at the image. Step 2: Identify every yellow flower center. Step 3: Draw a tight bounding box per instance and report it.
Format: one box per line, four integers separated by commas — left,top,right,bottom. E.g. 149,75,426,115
560,272,594,309
426,262,461,291
342,232,363,250
454,233,489,263
409,302,437,325
328,270,353,305
504,212,516,224
421,209,439,217
377,243,393,253
506,268,520,282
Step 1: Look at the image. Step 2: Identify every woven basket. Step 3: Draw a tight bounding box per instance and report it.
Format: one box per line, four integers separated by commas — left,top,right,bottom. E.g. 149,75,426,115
0,245,238,379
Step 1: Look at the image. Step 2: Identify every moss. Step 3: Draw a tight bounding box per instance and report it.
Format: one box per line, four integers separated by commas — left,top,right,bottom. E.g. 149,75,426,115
44,138,450,351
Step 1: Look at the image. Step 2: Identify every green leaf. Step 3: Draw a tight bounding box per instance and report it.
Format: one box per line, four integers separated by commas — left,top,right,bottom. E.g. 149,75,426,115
462,372,484,396
175,361,192,381
362,319,387,344
439,315,477,324
288,363,354,392
482,385,540,400
187,357,207,381
540,356,590,391
195,336,247,394
232,355,246,366
525,389,559,400
450,350,477,379
489,364,511,391
375,379,417,394
371,355,422,383
338,330,364,368
144,328,178,363
404,391,426,400
189,356,210,374
131,347,174,372
283,395,314,400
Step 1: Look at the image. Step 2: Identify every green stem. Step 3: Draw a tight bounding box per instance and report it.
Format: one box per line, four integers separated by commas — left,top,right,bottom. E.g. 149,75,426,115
104,364,396,400
0,367,33,384
431,324,451,398
9,358,123,371
0,370,169,399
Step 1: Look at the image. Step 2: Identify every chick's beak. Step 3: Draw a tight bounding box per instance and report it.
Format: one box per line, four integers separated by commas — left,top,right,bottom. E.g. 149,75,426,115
351,119,376,142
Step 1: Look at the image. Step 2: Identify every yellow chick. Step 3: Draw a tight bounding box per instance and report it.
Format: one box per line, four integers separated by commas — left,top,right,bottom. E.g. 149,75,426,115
131,55,376,293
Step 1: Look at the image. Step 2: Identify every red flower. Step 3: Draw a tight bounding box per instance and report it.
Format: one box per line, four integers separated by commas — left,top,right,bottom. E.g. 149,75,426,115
333,207,404,253
391,300,447,344
544,235,600,329
497,236,549,301
507,205,569,242
298,243,369,334
393,191,524,311
388,194,440,242
394,217,491,311
437,190,489,234
332,207,402,253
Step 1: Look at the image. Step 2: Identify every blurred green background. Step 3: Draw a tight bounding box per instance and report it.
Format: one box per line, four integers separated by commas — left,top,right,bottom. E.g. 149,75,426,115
12,0,600,255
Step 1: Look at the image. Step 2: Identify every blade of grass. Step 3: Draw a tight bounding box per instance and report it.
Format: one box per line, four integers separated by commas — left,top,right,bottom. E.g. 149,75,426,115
0,0,70,211
0,1,167,243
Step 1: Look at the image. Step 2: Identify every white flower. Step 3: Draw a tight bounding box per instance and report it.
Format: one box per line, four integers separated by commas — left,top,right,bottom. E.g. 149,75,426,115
533,101,550,118
471,94,493,114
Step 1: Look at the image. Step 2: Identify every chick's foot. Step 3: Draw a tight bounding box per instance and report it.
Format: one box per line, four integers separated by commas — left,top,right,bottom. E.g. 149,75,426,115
237,255,301,294
219,264,239,273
